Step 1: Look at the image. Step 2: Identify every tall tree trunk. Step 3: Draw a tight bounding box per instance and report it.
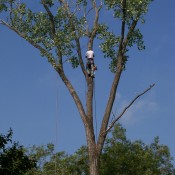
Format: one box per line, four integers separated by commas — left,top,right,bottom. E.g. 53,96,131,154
89,153,99,175
86,125,100,175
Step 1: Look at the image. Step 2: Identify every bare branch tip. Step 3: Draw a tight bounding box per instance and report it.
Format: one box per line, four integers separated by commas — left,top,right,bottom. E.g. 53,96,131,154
150,83,156,89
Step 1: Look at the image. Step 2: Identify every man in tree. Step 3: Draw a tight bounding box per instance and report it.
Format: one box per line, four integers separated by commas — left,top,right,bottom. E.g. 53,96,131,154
86,47,97,78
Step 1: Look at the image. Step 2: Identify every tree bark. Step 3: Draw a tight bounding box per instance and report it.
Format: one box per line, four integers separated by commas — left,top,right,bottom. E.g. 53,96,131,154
97,55,123,155
89,153,99,175
85,76,100,175
86,125,100,175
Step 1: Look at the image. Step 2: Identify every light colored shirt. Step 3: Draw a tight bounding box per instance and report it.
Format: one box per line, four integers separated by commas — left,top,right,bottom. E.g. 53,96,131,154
86,50,94,59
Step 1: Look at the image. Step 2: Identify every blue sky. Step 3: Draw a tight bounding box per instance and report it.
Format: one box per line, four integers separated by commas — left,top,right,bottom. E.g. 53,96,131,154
0,0,175,162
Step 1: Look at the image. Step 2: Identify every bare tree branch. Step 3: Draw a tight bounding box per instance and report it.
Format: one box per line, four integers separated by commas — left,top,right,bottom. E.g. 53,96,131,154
105,83,155,135
96,7,141,142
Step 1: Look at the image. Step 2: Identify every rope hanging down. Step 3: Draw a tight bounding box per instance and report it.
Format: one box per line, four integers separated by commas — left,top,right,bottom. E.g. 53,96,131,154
54,72,60,174
93,79,98,142
84,77,98,142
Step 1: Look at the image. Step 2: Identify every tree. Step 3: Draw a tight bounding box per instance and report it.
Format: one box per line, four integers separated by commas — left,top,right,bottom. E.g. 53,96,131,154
24,144,89,175
24,124,175,175
25,143,55,175
100,124,175,175
0,0,155,174
0,129,36,175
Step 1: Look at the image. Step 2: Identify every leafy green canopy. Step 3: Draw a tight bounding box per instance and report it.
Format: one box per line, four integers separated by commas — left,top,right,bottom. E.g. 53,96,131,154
0,129,36,175
0,0,153,72
98,0,153,72
101,124,175,175
25,124,175,175
0,0,87,68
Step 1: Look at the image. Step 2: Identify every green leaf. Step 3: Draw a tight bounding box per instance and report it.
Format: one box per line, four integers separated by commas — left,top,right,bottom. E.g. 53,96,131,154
0,4,7,12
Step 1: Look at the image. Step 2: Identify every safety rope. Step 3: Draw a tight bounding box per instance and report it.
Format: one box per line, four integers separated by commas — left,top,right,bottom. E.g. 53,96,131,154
84,76,98,142
54,72,60,175
93,79,98,142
